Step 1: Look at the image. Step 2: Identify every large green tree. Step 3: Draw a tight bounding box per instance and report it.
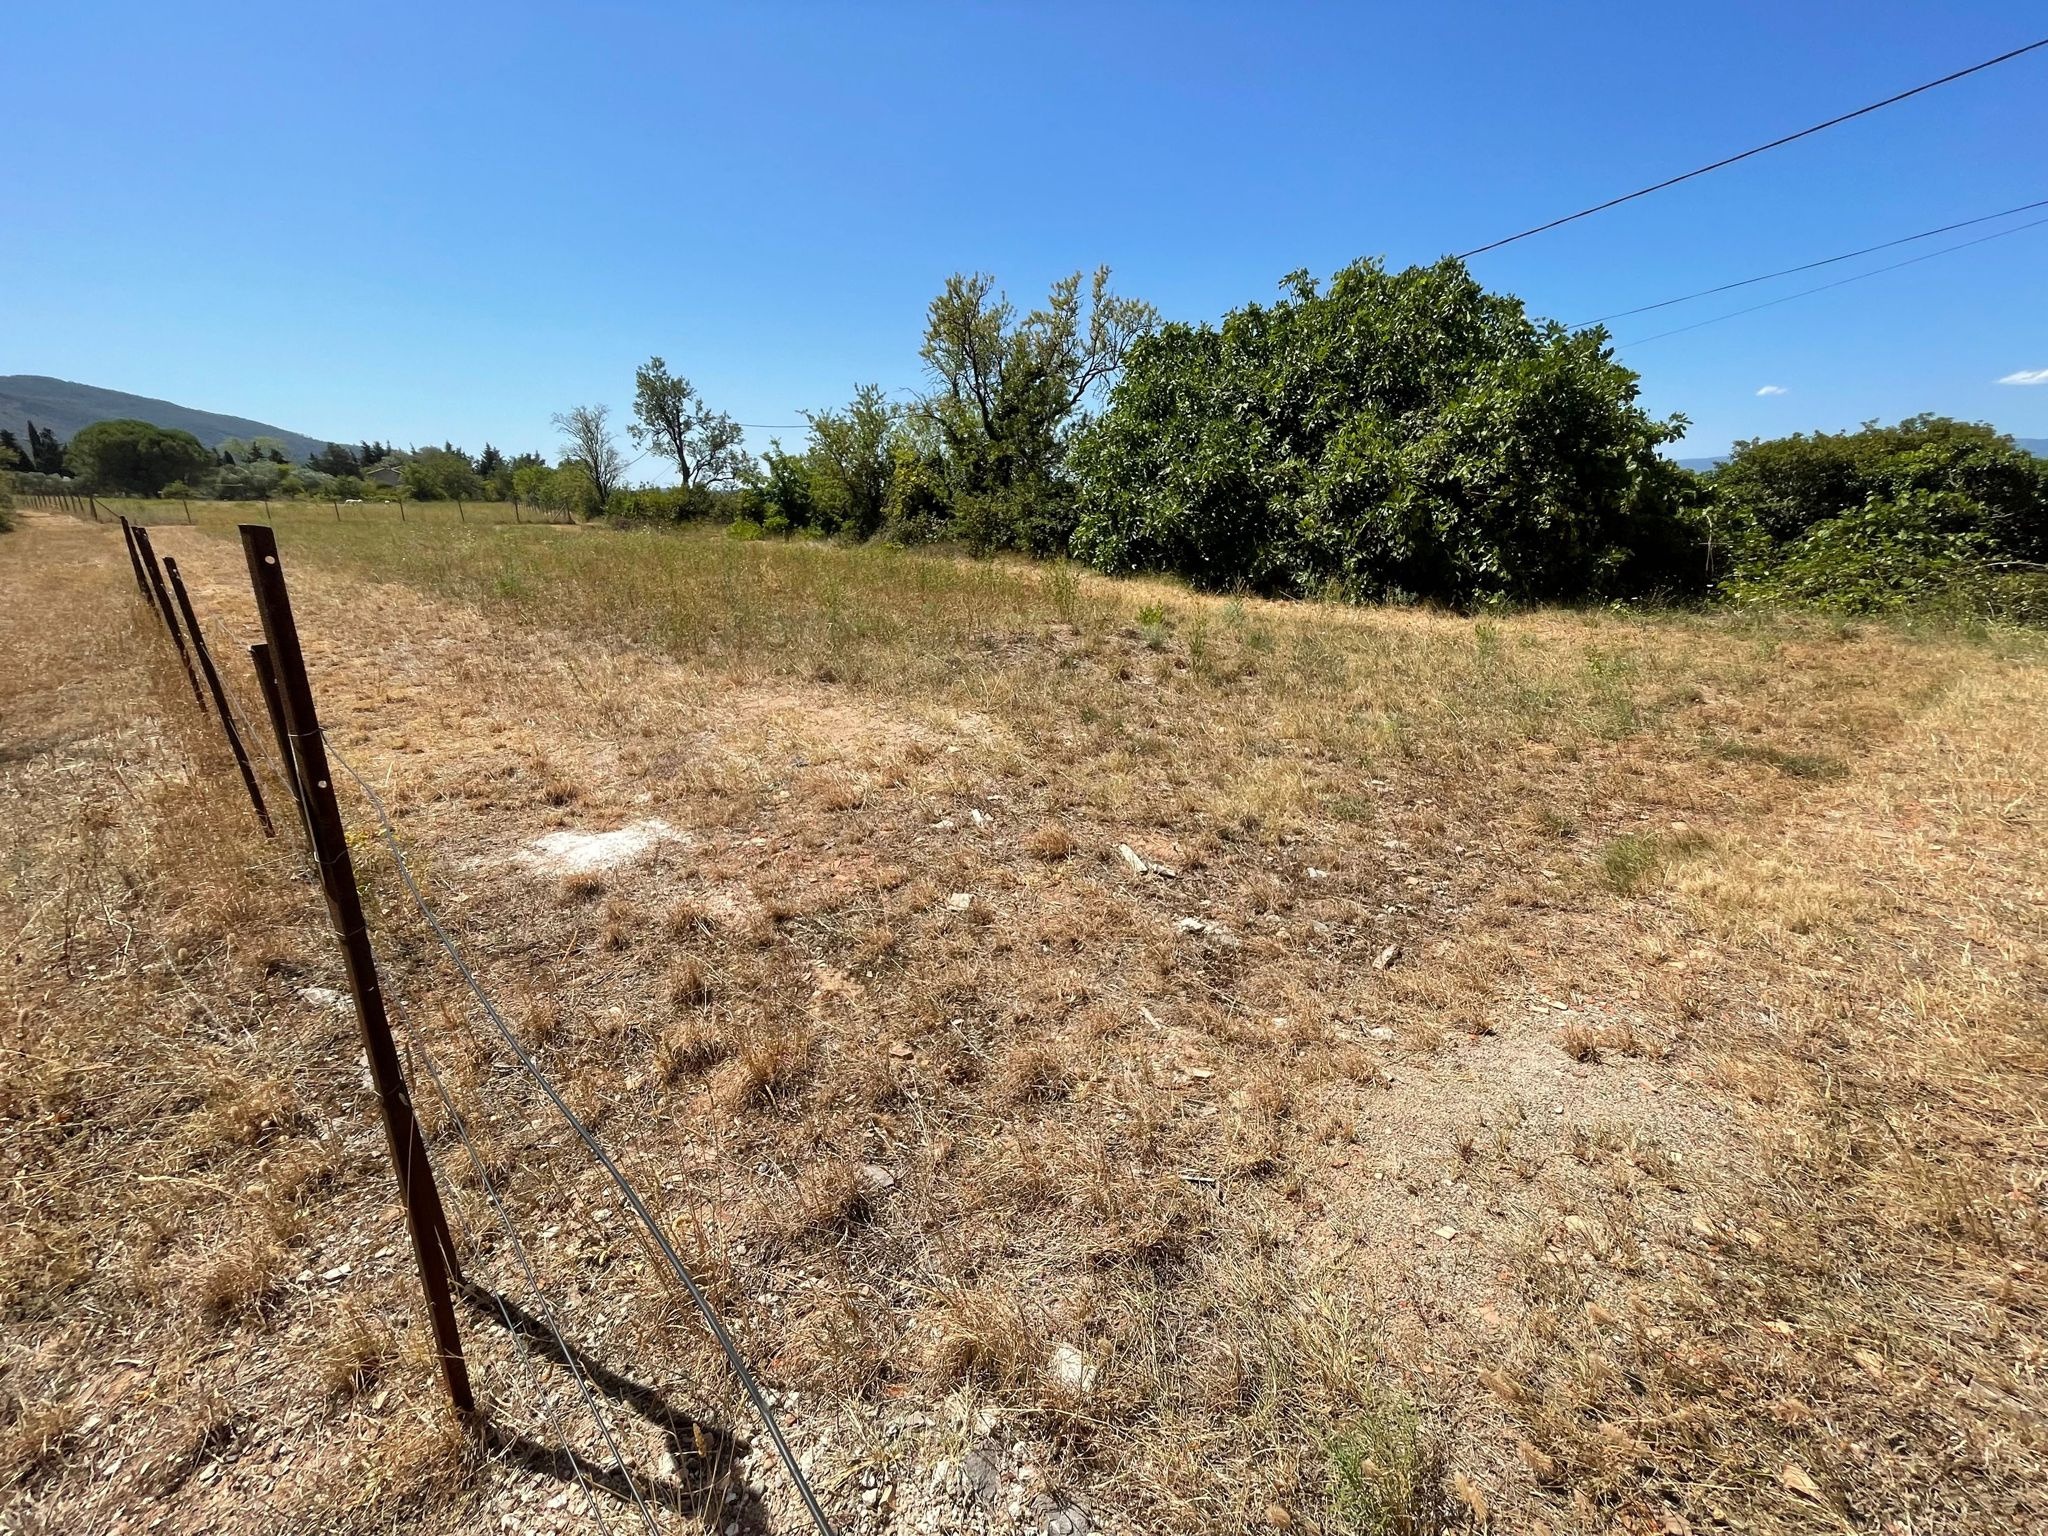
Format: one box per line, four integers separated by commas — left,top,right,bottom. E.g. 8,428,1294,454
66,418,213,496
920,266,1157,553
629,357,746,489
1070,258,1693,604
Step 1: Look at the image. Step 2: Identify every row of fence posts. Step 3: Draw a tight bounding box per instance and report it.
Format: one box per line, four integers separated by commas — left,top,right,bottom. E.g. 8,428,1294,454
117,516,476,1417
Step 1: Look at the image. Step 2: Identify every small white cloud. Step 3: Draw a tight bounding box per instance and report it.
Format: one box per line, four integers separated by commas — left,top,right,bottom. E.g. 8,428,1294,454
1755,385,1788,397
1997,368,2048,386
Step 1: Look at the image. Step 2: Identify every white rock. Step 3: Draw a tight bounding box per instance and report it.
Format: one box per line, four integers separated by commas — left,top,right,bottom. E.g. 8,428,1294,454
1049,1342,1098,1394
1117,844,1148,875
1369,1026,1397,1042
516,819,683,876
946,892,974,912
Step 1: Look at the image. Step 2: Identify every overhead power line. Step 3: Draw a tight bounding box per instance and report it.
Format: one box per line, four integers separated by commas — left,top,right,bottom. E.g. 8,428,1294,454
1615,212,2048,347
1575,195,2048,325
1456,35,2048,259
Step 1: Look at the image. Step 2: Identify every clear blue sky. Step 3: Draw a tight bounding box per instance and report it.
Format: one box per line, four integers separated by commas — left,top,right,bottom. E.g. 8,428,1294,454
9,2,2046,467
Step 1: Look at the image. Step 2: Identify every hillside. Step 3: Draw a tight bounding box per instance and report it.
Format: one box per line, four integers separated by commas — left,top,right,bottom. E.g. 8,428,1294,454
0,375,330,463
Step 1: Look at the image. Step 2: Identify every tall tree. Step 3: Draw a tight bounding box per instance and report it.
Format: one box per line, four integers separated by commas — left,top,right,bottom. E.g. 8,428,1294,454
309,442,362,477
25,420,67,476
628,356,746,489
920,266,1157,552
400,447,482,502
803,384,898,537
551,404,626,507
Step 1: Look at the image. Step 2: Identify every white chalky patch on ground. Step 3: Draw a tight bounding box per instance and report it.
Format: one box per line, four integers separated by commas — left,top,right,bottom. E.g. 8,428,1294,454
517,819,684,875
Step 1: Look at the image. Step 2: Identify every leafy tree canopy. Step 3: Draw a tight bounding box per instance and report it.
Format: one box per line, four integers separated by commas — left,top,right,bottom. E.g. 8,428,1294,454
67,418,214,496
920,266,1157,554
1070,258,1691,605
629,357,747,489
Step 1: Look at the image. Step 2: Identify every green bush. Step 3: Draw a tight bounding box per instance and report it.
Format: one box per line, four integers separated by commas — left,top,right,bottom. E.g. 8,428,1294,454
1070,257,1698,606
1730,489,2046,620
1710,415,2048,561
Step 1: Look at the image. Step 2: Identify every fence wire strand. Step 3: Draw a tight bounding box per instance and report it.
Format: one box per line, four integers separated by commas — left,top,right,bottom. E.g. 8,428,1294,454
398,1010,661,1536
323,734,839,1536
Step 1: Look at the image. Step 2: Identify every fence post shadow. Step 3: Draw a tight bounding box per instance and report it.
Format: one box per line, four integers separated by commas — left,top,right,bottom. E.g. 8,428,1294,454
457,1280,771,1529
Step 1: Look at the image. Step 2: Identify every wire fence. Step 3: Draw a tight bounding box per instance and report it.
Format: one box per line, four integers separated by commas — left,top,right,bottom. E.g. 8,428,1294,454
114,514,839,1536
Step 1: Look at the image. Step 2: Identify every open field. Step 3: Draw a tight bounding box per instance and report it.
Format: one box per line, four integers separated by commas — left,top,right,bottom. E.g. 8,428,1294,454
4,509,2046,1534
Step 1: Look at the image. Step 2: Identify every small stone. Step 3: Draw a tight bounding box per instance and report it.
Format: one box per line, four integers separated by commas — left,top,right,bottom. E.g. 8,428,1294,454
857,1162,898,1193
1306,867,1327,880
1176,916,1207,935
1049,1342,1098,1394
1117,844,1148,875
969,809,989,828
1373,944,1401,970
1435,1225,1459,1240
947,892,973,912
1369,1026,1397,1042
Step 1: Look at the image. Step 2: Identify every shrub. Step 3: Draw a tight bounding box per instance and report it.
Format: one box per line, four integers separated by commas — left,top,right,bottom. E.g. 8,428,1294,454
1710,415,2048,561
1070,257,1697,606
1729,488,2048,621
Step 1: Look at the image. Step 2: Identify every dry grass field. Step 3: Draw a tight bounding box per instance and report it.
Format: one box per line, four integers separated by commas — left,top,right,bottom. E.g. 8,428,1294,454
3,508,2045,1535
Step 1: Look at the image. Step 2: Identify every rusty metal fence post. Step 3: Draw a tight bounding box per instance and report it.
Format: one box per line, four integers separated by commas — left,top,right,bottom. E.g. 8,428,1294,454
237,523,474,1418
250,642,311,845
130,525,207,710
163,557,273,838
117,516,150,598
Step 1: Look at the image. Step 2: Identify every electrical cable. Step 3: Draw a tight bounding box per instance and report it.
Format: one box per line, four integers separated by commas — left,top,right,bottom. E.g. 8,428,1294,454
1456,35,2048,258
1615,210,2048,347
1573,195,2048,324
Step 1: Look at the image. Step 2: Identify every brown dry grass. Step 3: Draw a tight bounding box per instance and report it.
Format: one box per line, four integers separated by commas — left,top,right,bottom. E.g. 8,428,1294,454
6,509,2046,1534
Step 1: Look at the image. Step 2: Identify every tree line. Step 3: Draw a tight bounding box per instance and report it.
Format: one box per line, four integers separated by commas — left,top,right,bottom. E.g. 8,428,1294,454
8,256,2044,618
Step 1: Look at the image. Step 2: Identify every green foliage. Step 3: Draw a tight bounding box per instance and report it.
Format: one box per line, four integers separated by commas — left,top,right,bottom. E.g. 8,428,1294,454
1320,1388,1458,1535
629,357,746,489
880,427,951,544
804,384,898,537
1070,258,1693,606
66,418,213,496
606,485,743,523
1710,414,2048,560
512,461,599,519
1726,488,2045,618
756,441,818,534
400,447,481,502
24,421,68,476
920,266,1157,554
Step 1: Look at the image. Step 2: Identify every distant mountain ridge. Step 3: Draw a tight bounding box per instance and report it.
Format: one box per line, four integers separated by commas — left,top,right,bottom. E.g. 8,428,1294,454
0,375,330,463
